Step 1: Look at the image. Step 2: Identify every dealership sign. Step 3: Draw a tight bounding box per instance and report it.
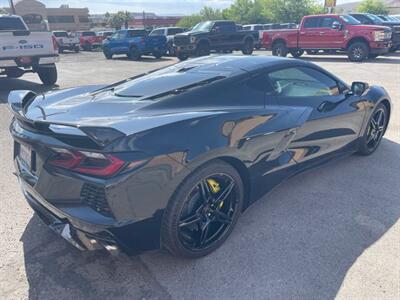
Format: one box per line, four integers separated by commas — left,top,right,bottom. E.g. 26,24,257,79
324,0,337,7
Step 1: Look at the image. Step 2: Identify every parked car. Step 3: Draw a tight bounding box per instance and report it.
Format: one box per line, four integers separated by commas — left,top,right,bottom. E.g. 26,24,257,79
174,20,256,60
76,31,103,51
243,24,264,49
8,55,391,258
52,31,80,53
97,31,114,41
0,15,58,85
149,27,185,55
262,14,392,61
102,29,167,60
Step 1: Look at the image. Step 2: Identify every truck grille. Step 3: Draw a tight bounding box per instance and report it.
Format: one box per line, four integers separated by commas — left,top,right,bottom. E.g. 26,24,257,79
80,183,113,217
174,35,190,46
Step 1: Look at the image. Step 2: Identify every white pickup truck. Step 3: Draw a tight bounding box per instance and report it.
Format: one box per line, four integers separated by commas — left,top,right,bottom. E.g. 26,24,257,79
0,15,59,85
53,31,80,53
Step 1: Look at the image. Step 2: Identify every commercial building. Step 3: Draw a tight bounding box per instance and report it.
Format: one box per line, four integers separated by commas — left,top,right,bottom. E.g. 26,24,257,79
4,0,90,31
128,12,182,29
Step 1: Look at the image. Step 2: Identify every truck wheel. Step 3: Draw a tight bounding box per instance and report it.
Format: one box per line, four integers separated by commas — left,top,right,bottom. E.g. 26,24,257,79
177,52,189,61
306,50,318,55
272,42,288,57
196,42,210,56
167,41,175,56
153,51,163,59
58,47,64,54
242,38,254,55
290,49,304,58
103,47,113,59
347,42,369,62
74,46,80,53
37,64,58,85
128,46,141,60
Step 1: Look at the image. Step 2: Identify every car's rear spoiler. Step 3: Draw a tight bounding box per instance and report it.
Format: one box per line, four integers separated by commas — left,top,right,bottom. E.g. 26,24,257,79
8,90,125,148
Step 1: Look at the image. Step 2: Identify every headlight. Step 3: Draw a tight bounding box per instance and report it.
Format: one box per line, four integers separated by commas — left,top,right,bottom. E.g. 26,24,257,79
373,30,387,41
190,36,196,43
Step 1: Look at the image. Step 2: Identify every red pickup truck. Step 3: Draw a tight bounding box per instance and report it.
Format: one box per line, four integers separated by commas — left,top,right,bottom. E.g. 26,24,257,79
262,14,392,61
75,31,103,51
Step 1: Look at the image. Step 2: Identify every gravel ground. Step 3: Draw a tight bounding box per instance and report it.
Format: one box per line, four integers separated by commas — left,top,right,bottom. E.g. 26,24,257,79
0,50,399,300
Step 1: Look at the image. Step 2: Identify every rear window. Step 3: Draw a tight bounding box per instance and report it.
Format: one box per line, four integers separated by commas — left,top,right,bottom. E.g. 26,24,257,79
254,25,264,31
82,31,96,37
53,31,68,37
303,17,320,28
0,17,26,31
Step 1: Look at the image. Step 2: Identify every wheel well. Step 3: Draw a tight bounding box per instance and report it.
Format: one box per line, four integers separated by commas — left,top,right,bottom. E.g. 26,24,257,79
272,39,286,48
218,156,251,210
380,99,391,126
347,37,369,50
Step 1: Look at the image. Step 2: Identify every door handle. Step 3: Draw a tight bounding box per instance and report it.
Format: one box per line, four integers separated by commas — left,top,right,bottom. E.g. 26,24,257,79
319,32,325,35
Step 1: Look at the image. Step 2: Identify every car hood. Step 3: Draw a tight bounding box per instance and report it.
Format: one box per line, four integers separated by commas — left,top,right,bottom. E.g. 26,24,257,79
348,24,392,31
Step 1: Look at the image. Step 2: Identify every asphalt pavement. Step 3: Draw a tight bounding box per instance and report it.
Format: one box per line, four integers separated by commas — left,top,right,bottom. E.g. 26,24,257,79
0,50,399,300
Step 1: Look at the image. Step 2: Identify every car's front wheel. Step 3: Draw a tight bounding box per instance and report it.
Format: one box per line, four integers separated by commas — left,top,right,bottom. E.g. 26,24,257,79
162,160,244,258
37,64,58,85
357,103,388,155
348,42,369,62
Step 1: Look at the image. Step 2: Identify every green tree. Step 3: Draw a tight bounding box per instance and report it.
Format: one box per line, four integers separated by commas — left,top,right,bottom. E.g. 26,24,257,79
106,11,131,30
0,8,8,14
261,0,324,23
357,0,389,15
177,6,224,28
223,0,268,24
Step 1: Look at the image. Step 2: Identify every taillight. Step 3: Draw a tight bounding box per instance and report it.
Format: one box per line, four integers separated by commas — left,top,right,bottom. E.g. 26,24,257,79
52,35,58,51
48,148,125,178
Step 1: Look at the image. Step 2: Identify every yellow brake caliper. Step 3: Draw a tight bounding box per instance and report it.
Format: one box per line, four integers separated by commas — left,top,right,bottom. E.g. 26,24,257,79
207,179,224,208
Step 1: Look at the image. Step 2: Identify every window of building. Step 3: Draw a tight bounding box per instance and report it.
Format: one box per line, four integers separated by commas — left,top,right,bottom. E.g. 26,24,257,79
48,16,75,24
78,16,89,23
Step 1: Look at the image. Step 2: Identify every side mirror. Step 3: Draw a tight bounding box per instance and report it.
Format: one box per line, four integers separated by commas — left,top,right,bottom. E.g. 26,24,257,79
332,21,342,30
351,81,369,96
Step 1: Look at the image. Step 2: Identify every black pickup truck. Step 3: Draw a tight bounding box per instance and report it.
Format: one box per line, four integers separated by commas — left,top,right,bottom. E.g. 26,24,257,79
173,20,256,60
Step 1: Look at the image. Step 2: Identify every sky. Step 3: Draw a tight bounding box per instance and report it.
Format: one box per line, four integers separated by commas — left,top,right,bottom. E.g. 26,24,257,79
1,0,360,15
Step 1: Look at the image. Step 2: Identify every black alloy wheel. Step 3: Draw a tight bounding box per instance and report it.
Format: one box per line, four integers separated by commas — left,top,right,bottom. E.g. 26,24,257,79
290,49,304,58
196,42,210,57
357,103,388,155
272,42,288,57
162,160,244,258
242,39,254,55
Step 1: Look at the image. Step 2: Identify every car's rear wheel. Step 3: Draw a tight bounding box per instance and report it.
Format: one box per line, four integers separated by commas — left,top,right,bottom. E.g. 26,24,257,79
242,38,254,55
162,160,244,258
128,46,141,60
37,64,58,85
348,42,369,62
290,49,304,58
196,42,210,57
272,42,288,57
357,103,388,155
103,47,112,59
177,52,189,61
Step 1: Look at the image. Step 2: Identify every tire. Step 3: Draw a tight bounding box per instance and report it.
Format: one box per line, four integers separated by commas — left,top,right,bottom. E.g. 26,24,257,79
272,41,288,57
37,63,58,85
162,159,244,258
127,46,141,60
242,38,254,55
290,49,304,58
58,47,63,54
357,103,388,156
153,51,163,59
103,47,113,59
74,46,80,53
167,42,175,56
196,42,210,57
177,52,189,61
347,42,369,62
306,50,318,55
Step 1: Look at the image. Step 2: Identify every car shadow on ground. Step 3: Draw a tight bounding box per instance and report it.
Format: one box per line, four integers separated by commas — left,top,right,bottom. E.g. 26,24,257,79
110,56,174,63
0,78,57,104
301,51,400,64
20,138,400,299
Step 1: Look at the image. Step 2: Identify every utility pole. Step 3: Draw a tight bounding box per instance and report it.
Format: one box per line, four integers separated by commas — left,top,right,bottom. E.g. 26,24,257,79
9,0,16,14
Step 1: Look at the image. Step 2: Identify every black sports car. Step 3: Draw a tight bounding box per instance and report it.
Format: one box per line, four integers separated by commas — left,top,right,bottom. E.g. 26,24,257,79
9,56,391,258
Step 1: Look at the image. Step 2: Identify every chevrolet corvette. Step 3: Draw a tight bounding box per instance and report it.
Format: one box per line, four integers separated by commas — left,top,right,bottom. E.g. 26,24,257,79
9,55,391,258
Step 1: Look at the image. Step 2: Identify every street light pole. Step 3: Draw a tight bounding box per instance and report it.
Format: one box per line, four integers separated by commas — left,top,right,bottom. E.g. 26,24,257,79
9,0,16,14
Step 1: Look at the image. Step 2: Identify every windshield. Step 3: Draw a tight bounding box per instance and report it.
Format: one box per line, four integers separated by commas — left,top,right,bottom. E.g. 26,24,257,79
192,21,213,32
340,15,361,25
53,31,68,37
366,13,383,23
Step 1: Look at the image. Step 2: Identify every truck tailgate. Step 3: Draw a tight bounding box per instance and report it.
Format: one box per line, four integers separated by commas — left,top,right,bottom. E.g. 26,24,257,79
0,31,57,58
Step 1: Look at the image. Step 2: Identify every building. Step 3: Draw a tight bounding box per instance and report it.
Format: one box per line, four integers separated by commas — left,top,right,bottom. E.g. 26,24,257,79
336,0,400,14
4,0,90,31
128,12,182,29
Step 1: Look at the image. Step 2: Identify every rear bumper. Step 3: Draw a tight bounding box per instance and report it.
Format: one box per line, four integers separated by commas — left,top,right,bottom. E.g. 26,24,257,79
0,55,58,68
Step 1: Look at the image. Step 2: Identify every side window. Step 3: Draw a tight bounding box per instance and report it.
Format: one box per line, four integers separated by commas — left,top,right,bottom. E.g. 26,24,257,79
151,29,164,36
267,67,340,97
243,26,251,31
320,17,337,28
303,17,320,28
219,23,235,33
